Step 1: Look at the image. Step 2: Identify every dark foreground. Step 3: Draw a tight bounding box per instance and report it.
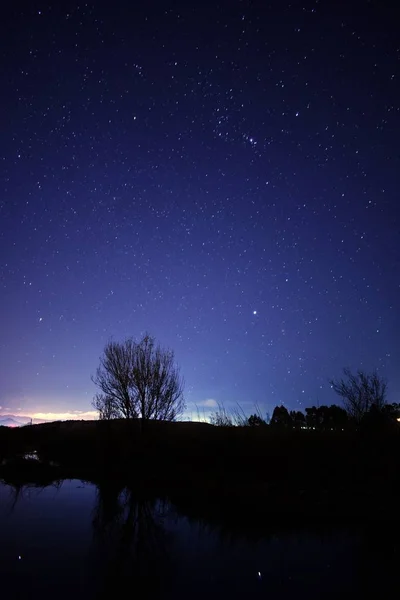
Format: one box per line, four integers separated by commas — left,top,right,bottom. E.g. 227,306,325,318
1,420,399,598
1,418,399,523
1,478,399,600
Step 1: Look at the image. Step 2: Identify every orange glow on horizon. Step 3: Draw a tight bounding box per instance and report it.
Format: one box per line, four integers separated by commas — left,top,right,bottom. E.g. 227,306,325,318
0,410,99,423
29,410,99,422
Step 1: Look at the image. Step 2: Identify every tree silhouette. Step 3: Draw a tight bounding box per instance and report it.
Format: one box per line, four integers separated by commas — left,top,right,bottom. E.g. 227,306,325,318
247,414,267,427
330,368,387,423
383,402,400,421
321,404,348,429
305,405,348,430
92,334,185,422
270,405,292,427
289,410,306,428
305,406,322,429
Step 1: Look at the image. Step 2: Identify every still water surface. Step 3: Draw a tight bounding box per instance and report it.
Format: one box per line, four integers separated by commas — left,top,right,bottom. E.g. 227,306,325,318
0,479,396,599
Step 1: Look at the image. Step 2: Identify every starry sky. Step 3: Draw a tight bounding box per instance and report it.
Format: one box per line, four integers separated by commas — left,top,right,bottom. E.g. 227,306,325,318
1,1,399,422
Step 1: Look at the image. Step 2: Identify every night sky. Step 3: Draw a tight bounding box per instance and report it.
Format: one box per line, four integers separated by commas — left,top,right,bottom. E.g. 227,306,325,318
1,1,399,422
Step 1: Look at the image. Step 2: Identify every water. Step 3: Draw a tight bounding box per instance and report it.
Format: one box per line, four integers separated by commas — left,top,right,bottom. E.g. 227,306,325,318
0,479,397,599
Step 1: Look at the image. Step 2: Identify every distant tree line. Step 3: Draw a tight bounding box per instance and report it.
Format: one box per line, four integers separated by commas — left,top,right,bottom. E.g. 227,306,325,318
268,404,348,430
211,369,399,430
210,404,351,430
216,400,400,431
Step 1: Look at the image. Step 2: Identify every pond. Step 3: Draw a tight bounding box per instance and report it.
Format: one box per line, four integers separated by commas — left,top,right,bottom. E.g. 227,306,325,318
0,479,397,599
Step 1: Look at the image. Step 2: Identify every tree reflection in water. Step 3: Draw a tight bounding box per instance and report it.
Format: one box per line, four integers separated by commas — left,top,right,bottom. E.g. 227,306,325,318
5,479,62,514
91,482,174,596
2,479,400,598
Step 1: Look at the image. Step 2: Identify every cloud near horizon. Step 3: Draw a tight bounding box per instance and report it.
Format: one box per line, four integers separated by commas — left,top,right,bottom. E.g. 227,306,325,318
197,399,218,408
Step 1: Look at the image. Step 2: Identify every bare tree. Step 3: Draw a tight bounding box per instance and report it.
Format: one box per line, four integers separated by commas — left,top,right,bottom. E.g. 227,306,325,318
92,338,138,419
329,368,387,423
92,334,185,421
92,394,120,420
